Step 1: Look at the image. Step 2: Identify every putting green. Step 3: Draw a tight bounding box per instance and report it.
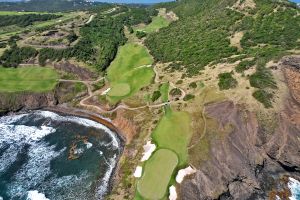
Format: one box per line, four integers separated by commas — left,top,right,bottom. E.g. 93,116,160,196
137,149,178,200
0,66,58,92
136,16,170,33
107,43,154,103
152,110,192,166
107,83,130,97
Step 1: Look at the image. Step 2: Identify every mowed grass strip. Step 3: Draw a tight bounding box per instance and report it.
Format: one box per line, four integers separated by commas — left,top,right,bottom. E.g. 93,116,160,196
136,16,170,33
137,149,178,200
0,67,58,92
0,11,42,15
159,82,169,102
152,109,192,166
107,43,154,103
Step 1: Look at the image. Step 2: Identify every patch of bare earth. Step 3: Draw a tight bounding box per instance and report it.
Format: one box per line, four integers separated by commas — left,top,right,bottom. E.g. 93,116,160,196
230,31,244,51
232,0,256,13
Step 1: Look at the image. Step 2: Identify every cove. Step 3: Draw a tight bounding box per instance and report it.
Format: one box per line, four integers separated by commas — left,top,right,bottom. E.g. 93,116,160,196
0,110,124,200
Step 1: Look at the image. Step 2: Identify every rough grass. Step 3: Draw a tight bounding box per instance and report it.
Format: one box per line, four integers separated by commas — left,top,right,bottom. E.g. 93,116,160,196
136,16,170,33
107,43,154,103
152,109,191,166
107,83,130,97
0,66,58,92
159,82,169,102
137,149,178,200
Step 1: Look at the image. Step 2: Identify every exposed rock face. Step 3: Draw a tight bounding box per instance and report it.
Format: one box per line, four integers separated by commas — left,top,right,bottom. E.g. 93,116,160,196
0,82,87,114
0,92,57,114
53,61,96,80
180,57,300,200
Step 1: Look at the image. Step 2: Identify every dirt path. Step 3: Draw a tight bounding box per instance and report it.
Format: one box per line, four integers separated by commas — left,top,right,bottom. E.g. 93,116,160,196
59,75,175,113
154,65,186,100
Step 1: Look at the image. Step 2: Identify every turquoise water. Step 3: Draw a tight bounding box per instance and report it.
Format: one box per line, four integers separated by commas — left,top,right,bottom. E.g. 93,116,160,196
0,111,123,200
289,178,300,200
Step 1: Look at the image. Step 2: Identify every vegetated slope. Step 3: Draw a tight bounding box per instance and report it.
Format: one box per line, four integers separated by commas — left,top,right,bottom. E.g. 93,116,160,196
0,5,158,71
0,0,102,12
146,0,300,107
147,0,300,76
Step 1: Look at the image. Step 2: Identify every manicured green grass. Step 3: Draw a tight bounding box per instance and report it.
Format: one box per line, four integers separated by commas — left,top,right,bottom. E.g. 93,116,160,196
107,43,154,103
137,149,178,200
0,11,42,15
136,16,170,33
107,83,130,97
0,66,58,92
159,82,169,102
152,109,191,166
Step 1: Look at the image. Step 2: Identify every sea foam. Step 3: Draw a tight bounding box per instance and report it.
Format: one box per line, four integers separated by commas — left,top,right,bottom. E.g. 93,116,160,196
27,191,49,200
36,111,120,149
288,177,300,200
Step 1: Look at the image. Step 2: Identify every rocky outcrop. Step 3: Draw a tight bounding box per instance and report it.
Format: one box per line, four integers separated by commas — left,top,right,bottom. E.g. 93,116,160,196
180,57,300,200
0,92,57,114
0,82,87,115
54,61,97,80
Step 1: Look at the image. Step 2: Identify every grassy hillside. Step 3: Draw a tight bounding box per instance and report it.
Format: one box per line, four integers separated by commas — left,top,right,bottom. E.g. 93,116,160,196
0,67,58,92
147,0,300,74
146,0,300,107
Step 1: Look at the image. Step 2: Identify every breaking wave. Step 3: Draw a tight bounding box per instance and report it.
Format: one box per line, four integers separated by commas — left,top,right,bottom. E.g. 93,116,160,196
288,177,300,200
0,111,123,200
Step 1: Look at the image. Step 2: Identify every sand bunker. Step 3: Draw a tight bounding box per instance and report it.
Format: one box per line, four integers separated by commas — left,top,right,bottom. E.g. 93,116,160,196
176,166,196,183
169,185,177,200
141,141,156,162
134,166,143,178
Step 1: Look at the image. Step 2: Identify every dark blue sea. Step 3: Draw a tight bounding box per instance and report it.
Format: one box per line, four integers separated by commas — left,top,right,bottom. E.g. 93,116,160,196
0,111,123,200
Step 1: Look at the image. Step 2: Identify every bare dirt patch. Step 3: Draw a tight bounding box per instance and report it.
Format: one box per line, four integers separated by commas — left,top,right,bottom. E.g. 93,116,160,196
230,31,244,51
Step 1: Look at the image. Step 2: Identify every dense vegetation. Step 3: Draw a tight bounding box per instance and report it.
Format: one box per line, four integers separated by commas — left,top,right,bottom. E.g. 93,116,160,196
0,14,61,27
0,0,103,12
218,72,238,90
146,0,300,77
0,46,37,67
37,5,157,71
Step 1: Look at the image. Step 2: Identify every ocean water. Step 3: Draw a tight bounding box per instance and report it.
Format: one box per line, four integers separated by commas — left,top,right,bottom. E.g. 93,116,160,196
288,178,300,200
0,111,123,200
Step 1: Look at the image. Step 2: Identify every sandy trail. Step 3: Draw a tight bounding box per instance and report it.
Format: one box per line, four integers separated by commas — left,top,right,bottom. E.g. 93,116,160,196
58,63,186,114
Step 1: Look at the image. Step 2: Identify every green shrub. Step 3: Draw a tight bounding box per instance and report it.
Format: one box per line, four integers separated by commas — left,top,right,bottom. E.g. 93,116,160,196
183,94,195,101
218,72,238,90
169,88,182,96
235,60,255,73
253,89,273,108
249,67,277,89
152,91,161,102
176,80,183,84
189,82,197,89
93,79,105,90
136,31,147,39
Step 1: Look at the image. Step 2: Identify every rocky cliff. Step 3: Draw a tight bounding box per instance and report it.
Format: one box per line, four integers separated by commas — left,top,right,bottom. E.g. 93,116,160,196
180,57,300,200
0,81,87,115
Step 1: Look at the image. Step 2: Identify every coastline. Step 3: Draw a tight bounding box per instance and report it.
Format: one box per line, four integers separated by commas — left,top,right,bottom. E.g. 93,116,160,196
44,106,127,199
0,105,126,199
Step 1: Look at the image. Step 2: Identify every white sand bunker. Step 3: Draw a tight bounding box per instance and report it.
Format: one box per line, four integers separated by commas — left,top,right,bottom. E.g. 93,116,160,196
101,88,111,95
133,166,143,178
169,185,177,200
176,166,196,183
141,141,156,162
